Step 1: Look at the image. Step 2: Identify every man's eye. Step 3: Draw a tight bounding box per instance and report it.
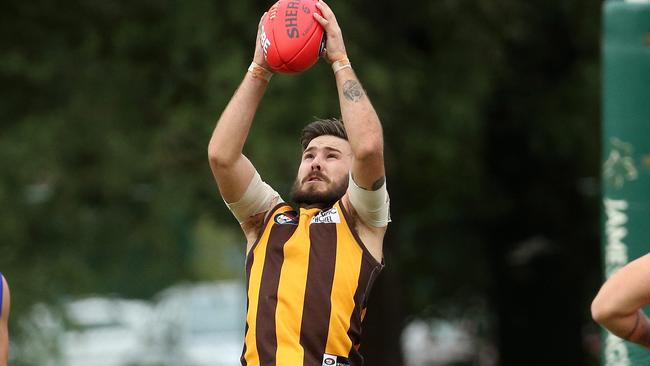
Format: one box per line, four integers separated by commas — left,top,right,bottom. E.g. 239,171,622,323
327,154,338,159
304,154,314,160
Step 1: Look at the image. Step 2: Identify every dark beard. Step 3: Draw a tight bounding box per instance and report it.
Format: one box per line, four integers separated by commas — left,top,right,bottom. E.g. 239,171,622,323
290,176,348,207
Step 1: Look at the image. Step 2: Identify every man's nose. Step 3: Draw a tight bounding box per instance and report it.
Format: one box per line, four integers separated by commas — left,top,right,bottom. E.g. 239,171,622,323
310,155,322,171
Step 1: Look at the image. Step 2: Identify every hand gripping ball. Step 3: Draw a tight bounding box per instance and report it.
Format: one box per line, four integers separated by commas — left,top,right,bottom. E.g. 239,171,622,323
260,0,326,74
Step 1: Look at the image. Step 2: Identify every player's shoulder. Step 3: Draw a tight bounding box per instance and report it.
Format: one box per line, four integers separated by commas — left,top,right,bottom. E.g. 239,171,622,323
339,194,358,224
340,194,387,234
243,199,291,250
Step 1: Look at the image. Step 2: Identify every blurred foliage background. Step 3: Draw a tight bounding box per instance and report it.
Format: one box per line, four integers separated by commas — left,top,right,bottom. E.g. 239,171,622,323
0,0,603,365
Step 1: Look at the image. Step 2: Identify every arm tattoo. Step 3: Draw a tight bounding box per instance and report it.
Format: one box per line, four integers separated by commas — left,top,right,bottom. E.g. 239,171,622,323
343,80,365,102
371,176,386,191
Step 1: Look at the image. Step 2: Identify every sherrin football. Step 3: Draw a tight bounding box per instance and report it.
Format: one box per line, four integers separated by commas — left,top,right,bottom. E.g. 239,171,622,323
261,0,326,74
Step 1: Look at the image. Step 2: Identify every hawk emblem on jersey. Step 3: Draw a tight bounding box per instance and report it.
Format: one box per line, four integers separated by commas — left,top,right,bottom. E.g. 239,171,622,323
274,212,298,225
311,207,341,224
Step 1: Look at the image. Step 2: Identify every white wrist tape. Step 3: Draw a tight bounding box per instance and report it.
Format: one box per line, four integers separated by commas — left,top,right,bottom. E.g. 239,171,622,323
226,172,283,224
347,172,391,228
332,58,352,73
248,62,273,82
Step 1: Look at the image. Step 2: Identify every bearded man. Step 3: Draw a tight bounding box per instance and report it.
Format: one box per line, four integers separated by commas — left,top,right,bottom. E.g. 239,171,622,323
208,2,390,365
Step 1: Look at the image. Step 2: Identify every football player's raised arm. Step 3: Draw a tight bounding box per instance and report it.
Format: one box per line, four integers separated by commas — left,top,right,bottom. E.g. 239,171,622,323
208,13,272,204
592,253,650,347
314,1,385,191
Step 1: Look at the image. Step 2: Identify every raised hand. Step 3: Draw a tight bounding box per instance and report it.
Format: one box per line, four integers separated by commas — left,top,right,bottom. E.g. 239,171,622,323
313,0,348,64
253,12,270,69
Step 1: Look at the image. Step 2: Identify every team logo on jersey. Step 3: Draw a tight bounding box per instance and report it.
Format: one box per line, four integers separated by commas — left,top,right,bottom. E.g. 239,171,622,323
322,354,350,366
311,207,341,224
274,212,298,225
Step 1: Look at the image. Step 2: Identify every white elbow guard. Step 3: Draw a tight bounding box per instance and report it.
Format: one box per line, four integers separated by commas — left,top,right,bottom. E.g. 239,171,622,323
347,172,391,228
226,172,283,224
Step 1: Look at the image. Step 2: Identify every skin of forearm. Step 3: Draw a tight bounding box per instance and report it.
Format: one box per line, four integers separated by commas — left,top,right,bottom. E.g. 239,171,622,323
605,310,650,348
334,68,384,159
600,310,643,340
592,255,650,346
592,259,650,348
628,311,650,347
209,73,268,165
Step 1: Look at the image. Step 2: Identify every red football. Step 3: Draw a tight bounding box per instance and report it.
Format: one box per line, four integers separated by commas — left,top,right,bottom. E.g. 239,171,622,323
260,0,326,74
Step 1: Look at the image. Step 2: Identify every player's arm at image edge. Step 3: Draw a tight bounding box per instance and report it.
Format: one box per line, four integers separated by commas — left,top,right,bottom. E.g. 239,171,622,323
0,275,10,366
592,253,650,347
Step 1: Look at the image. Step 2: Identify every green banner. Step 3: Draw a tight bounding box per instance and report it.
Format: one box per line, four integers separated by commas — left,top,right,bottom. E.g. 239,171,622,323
601,1,650,365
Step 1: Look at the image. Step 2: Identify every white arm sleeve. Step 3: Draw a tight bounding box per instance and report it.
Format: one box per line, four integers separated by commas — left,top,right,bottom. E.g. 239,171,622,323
347,172,391,228
225,171,283,224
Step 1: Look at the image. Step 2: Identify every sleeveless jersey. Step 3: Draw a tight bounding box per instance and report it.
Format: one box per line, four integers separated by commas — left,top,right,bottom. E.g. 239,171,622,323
241,201,383,366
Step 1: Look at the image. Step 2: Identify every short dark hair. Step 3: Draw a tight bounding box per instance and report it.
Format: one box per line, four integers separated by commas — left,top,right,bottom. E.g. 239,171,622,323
300,118,348,150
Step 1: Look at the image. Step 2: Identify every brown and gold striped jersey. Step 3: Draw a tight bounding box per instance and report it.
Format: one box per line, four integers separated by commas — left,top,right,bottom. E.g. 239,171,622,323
241,200,383,366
